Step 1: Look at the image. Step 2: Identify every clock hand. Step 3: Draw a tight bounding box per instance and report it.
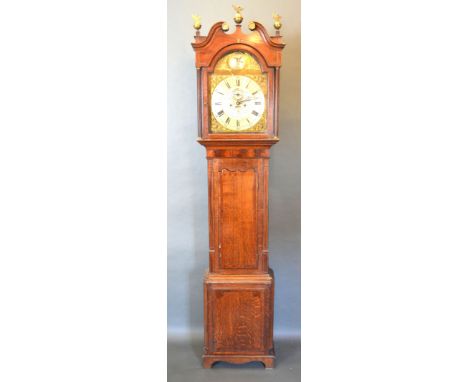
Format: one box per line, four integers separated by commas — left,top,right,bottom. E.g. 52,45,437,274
235,97,259,105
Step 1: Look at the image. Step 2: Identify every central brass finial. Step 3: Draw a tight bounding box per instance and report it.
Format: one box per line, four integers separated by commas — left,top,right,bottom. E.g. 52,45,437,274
232,4,244,24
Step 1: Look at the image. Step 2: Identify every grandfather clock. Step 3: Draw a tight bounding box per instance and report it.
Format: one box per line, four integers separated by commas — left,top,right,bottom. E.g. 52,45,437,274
191,5,285,369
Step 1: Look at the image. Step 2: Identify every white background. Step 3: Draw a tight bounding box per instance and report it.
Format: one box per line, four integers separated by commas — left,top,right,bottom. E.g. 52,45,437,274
0,1,467,381
306,1,468,381
0,1,165,381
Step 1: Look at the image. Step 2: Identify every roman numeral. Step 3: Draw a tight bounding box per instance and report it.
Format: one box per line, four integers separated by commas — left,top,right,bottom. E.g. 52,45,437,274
252,110,259,116
254,101,261,105
225,117,231,124
246,81,251,88
246,118,251,125
225,81,231,88
252,90,258,95
217,110,224,117
215,102,222,105
236,78,240,86
216,91,224,95
236,120,240,128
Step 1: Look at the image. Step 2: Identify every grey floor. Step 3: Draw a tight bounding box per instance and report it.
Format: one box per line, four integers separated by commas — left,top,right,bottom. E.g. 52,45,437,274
168,335,301,382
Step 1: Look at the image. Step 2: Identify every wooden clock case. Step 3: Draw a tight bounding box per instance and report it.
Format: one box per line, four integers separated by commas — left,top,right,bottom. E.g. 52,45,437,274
192,19,285,369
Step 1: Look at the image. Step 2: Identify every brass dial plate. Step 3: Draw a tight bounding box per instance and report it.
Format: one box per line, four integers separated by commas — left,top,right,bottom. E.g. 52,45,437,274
209,51,267,133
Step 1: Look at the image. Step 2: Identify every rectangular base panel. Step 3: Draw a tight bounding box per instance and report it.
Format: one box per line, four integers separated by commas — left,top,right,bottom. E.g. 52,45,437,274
203,270,275,368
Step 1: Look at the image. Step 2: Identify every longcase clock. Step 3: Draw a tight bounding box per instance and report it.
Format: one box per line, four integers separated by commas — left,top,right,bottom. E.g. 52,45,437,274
191,6,285,369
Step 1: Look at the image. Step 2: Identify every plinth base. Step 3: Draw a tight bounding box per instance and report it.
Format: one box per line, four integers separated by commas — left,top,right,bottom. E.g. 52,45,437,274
202,353,276,369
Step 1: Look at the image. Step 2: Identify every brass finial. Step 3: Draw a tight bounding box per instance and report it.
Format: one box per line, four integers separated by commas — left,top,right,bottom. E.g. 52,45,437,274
221,22,230,32
248,21,256,31
232,4,244,24
272,12,282,30
192,14,202,30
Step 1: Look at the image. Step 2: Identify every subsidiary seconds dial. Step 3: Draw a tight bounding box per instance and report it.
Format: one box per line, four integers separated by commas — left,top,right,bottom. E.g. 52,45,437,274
211,75,265,131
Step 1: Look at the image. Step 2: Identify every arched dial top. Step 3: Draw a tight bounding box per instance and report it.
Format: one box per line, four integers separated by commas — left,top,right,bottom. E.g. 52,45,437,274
210,51,267,133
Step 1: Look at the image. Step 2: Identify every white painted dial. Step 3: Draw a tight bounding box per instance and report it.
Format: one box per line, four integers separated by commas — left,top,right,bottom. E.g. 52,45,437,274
211,75,265,131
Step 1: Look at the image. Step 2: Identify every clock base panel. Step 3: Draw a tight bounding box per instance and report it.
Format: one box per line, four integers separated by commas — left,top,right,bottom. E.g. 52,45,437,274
203,270,275,368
